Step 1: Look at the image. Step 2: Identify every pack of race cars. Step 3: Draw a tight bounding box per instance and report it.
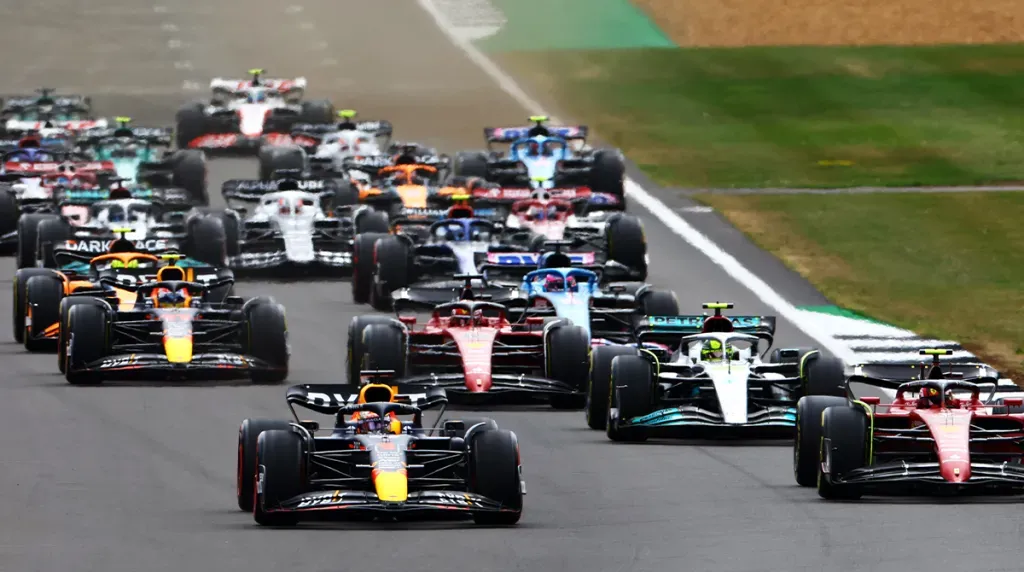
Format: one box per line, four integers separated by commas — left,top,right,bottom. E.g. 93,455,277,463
8,78,1024,530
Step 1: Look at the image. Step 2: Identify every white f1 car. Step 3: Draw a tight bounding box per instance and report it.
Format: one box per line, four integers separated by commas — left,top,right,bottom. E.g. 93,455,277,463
175,69,335,151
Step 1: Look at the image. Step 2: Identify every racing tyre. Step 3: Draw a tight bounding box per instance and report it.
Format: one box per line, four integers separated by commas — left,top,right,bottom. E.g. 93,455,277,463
638,289,679,316
818,405,868,500
258,145,305,180
793,395,847,486
769,347,813,364
197,210,240,258
359,323,407,378
171,149,209,205
0,190,18,252
545,324,590,409
244,302,289,384
175,102,209,150
237,418,293,512
586,345,641,430
23,274,63,352
346,315,401,384
351,233,387,304
355,210,389,234
58,297,110,374
607,355,651,442
253,429,304,526
65,303,110,385
298,100,335,124
332,180,360,208
589,149,626,196
186,216,228,266
35,218,70,269
453,151,489,179
802,351,847,397
16,213,58,269
468,429,522,525
370,237,410,311
13,267,57,343
606,214,647,278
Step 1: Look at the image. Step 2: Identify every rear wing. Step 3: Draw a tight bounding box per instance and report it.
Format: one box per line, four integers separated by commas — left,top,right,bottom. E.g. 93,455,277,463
636,314,777,345
484,125,588,143
78,126,173,144
2,95,89,109
52,237,180,257
222,177,335,200
291,120,393,138
285,382,446,415
57,186,185,204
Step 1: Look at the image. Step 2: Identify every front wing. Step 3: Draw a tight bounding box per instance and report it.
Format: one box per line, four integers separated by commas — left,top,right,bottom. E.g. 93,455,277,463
615,405,797,437
229,248,352,271
264,489,517,520
72,352,282,380
825,462,1024,495
398,373,580,404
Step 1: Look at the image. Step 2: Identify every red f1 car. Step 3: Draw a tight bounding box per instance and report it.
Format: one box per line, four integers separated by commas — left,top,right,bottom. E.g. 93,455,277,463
795,349,1024,499
346,299,590,408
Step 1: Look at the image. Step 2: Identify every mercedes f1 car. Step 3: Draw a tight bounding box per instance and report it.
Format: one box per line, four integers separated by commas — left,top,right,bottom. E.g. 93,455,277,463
62,265,288,384
0,88,102,132
589,302,848,438
453,116,625,195
175,69,334,151
795,349,1024,499
237,381,523,525
199,175,390,275
346,299,591,408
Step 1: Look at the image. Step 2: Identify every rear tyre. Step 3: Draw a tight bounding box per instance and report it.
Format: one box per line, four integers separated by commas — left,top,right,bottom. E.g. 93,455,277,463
370,237,410,311
544,324,590,409
586,345,640,430
253,429,304,526
237,419,293,512
16,213,57,269
58,297,109,374
0,190,19,252
606,355,651,442
13,267,57,343
244,302,289,384
818,405,868,500
589,149,626,196
346,315,402,384
359,323,407,378
35,218,70,269
171,149,209,205
351,233,387,304
638,289,679,316
802,351,847,397
23,274,63,351
793,395,848,486
453,151,489,179
468,429,522,525
354,210,389,234
298,100,335,124
65,304,110,385
175,102,209,150
606,214,647,278
186,216,228,266
258,145,306,180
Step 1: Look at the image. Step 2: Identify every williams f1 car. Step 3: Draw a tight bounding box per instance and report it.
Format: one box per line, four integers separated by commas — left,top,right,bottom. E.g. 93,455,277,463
796,349,1024,499
589,302,848,438
237,381,523,525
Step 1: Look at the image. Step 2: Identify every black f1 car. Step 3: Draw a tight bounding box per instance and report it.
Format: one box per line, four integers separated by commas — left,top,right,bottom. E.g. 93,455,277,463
236,380,524,525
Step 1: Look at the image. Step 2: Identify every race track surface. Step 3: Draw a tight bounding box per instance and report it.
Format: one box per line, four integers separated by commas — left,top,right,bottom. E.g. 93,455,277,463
1,1,1022,571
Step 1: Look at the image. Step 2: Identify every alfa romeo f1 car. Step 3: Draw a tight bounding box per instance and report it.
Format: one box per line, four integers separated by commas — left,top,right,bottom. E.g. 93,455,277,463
175,69,334,151
796,349,1024,499
589,302,848,439
62,264,287,384
237,381,523,525
453,116,625,195
346,299,591,408
198,175,389,275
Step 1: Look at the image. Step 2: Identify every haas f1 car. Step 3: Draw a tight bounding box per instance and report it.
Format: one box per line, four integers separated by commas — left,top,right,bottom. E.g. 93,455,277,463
796,349,1024,499
237,382,524,525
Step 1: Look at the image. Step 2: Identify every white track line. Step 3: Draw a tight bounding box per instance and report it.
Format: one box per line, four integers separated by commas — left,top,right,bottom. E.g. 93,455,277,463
415,0,856,363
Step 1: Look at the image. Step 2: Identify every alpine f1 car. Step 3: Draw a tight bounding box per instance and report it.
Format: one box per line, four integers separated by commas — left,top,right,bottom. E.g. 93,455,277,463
589,302,848,438
62,264,287,384
175,69,334,151
0,88,102,132
453,116,625,195
74,117,208,204
347,299,591,408
198,175,390,275
237,381,523,525
795,349,1024,499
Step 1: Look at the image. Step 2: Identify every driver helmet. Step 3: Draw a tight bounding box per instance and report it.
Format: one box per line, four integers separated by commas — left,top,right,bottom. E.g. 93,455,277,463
469,225,490,241
106,207,126,223
434,224,462,241
277,198,292,215
700,339,736,361
154,288,190,309
544,274,565,292
918,386,943,408
246,88,268,103
526,205,544,221
527,140,540,156
541,141,555,156
472,308,485,325
565,275,578,292
108,259,140,269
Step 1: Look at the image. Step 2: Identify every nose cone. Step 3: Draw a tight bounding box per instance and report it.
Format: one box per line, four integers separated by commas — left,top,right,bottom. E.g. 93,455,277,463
373,470,408,502
164,336,193,363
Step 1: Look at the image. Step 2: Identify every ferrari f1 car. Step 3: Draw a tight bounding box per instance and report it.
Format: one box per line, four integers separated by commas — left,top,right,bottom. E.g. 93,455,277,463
198,175,389,275
62,265,288,384
175,69,334,151
589,302,848,439
796,349,1024,499
346,299,591,408
237,381,523,525
452,116,625,195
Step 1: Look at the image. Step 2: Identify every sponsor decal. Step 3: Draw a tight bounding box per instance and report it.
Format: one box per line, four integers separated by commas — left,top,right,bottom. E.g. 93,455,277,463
100,355,137,368
485,252,595,265
296,490,343,508
60,238,169,253
232,179,326,191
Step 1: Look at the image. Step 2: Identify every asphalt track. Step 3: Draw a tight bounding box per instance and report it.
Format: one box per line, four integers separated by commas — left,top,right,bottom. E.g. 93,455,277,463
0,1,1022,571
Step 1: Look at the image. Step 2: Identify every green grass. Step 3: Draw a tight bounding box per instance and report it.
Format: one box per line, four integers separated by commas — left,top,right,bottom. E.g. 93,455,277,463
498,44,1024,188
697,191,1024,377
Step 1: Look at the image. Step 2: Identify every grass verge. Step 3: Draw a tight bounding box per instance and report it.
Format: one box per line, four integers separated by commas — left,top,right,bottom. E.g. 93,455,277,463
696,191,1024,378
497,44,1024,188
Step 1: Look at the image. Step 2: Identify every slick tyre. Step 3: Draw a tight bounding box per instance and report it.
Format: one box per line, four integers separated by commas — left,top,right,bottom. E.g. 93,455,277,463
638,289,679,317
298,100,335,124
65,304,110,385
186,216,228,266
244,302,289,384
453,151,489,179
237,419,293,512
171,149,209,205
0,190,18,252
258,145,305,180
58,297,110,374
175,102,209,150
544,324,590,409
370,236,410,311
253,429,304,526
818,405,868,500
13,267,58,343
606,355,651,442
606,214,647,278
802,351,847,397
469,429,522,525
350,233,387,305
586,345,640,430
359,323,407,378
23,274,63,352
17,213,58,269
35,218,70,269
589,149,626,197
346,315,401,384
793,395,847,487
354,210,389,234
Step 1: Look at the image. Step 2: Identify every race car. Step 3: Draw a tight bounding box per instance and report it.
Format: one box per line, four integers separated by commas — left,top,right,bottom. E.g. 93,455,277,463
197,175,390,275
347,299,591,408
74,117,208,204
589,302,848,439
257,109,395,178
452,116,625,195
175,69,334,151
0,88,102,132
17,184,208,269
0,168,103,254
237,381,523,525
62,264,288,384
